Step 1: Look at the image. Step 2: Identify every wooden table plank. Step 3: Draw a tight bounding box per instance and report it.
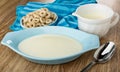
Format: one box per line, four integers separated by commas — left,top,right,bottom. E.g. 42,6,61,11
0,0,120,72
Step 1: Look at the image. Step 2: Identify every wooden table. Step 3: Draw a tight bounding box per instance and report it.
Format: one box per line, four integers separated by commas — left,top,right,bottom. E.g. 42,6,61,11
0,0,120,72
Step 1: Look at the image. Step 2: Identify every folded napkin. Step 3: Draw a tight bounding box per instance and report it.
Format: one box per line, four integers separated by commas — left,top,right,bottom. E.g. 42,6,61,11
10,0,96,31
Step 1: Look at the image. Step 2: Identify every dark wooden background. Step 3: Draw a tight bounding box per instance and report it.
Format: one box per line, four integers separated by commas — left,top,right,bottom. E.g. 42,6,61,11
0,0,120,72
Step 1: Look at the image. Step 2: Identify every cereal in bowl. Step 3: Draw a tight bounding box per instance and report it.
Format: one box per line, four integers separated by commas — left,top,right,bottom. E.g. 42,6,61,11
21,8,57,28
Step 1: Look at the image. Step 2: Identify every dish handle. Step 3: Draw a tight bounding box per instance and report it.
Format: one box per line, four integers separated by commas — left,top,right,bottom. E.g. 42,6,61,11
1,32,16,49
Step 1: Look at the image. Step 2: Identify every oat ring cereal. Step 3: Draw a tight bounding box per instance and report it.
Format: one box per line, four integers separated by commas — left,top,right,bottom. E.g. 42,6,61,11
24,23,35,28
46,19,53,24
28,16,34,23
39,17,46,23
39,11,47,17
32,18,40,23
33,14,39,18
40,8,49,12
22,17,28,23
45,12,51,18
22,8,57,28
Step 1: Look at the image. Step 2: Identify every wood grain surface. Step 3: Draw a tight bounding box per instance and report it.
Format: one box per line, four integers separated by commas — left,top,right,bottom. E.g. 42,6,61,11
0,0,120,72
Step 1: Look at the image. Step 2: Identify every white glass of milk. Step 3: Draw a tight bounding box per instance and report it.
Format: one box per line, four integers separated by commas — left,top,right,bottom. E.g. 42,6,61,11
73,4,119,37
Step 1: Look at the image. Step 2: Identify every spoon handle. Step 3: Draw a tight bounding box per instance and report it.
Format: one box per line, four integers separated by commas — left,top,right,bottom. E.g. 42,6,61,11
80,61,96,72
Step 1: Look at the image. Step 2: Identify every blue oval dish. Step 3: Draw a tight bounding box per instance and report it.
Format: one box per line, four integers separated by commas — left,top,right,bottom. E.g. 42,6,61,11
1,26,100,64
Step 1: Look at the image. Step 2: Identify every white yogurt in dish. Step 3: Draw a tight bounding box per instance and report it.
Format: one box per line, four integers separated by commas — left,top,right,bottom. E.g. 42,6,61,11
18,34,82,58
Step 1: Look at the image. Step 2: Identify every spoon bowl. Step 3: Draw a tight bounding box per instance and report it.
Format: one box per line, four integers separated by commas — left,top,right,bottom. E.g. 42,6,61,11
94,42,115,63
81,41,116,72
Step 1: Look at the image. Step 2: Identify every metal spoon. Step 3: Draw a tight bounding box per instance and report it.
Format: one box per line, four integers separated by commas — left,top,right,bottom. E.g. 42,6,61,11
80,41,116,72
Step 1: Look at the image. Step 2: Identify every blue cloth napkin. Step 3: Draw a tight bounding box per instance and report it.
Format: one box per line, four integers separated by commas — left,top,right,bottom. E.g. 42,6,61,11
10,0,96,31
